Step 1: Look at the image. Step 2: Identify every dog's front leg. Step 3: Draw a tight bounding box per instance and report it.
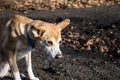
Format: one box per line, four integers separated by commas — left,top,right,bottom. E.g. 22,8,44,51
8,52,21,80
25,52,39,80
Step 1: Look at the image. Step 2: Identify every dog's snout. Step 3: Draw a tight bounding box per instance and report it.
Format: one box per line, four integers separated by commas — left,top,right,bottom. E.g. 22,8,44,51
55,54,63,59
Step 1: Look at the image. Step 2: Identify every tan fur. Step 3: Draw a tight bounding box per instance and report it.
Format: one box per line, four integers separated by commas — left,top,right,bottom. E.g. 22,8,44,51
0,14,70,80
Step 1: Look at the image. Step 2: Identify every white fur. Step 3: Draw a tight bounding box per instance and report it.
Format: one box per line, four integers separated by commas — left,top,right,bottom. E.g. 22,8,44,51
15,41,38,79
14,72,21,80
47,38,62,59
0,63,9,78
44,44,61,58
20,23,26,35
25,52,39,80
39,38,62,59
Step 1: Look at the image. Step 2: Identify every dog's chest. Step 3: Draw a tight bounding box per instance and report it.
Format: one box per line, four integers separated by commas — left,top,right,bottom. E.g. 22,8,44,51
16,45,33,60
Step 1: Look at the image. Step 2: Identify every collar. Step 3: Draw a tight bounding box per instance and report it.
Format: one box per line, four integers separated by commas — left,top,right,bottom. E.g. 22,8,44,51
26,20,35,48
26,32,35,48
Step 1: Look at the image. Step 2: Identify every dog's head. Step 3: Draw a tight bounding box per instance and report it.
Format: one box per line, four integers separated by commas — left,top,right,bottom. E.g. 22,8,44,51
28,19,70,59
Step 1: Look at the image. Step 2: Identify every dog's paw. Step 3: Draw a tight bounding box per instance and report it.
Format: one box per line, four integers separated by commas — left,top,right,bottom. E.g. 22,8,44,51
30,77,39,80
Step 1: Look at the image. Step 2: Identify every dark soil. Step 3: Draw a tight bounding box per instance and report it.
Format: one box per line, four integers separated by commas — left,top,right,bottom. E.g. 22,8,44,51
1,5,120,80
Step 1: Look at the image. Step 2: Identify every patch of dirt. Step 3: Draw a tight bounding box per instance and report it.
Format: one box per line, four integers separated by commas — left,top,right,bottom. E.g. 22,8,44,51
1,5,120,80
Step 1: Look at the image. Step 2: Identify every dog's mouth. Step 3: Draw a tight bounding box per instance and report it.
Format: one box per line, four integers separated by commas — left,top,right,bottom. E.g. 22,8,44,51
48,53,63,59
55,54,63,59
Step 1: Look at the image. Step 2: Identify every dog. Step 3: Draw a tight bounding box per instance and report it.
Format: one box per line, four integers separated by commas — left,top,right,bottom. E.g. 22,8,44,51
0,14,70,80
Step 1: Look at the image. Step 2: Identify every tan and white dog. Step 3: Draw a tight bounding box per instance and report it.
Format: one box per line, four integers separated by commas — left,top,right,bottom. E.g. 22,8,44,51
0,15,70,80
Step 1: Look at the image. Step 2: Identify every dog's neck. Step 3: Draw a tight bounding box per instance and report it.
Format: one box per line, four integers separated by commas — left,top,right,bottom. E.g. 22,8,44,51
25,21,35,48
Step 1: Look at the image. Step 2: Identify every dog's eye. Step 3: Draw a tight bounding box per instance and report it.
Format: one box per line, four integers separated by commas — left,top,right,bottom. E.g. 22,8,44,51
59,41,62,44
46,41,53,46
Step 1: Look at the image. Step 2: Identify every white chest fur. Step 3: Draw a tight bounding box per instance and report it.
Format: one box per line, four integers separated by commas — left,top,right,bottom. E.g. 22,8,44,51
16,42,33,60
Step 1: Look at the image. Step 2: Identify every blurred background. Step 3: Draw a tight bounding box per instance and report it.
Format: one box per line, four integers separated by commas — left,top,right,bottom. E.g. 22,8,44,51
0,0,119,11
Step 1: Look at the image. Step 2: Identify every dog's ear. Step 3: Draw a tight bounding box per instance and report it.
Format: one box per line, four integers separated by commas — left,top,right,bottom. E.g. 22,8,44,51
57,19,70,30
31,25,46,37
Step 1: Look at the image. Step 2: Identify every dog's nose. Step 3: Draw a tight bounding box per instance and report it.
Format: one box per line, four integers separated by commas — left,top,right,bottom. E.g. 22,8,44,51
55,54,63,59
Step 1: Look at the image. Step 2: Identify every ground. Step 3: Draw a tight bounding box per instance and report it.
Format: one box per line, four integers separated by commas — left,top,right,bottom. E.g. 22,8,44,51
1,5,120,80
